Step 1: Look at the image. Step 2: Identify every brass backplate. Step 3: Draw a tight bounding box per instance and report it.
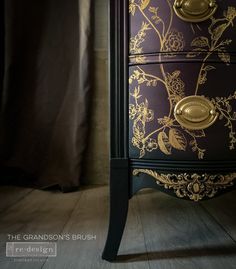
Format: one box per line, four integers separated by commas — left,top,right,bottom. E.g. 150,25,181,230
173,0,217,22
174,95,218,130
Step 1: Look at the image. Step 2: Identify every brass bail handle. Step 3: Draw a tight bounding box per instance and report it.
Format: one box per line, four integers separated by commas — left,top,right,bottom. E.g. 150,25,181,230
174,95,218,130
173,0,218,22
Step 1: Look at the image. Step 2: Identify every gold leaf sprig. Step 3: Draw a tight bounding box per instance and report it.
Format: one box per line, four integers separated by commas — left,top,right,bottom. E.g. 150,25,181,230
212,92,236,150
130,22,151,55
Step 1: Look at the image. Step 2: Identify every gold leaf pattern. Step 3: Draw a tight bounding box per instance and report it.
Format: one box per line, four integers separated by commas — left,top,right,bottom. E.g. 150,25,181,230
218,52,231,65
224,6,236,21
191,36,209,48
211,24,228,43
140,0,150,10
129,0,136,16
187,130,206,138
212,91,236,150
130,22,151,54
169,128,187,151
133,119,145,140
158,132,172,155
149,6,162,25
129,104,137,120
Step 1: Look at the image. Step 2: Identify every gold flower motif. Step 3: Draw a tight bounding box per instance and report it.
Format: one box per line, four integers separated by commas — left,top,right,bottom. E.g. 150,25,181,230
132,137,144,150
145,138,158,152
137,102,154,122
169,78,184,94
166,72,185,98
224,6,236,21
158,116,174,127
163,30,185,53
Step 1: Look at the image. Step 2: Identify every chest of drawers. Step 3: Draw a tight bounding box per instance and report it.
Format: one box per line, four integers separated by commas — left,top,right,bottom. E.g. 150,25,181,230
103,0,236,261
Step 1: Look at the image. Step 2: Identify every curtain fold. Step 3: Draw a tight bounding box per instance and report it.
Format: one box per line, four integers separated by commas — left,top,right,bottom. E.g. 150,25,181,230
0,0,93,191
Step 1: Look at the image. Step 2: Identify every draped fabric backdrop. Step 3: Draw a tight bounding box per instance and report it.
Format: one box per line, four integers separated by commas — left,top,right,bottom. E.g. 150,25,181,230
0,0,93,191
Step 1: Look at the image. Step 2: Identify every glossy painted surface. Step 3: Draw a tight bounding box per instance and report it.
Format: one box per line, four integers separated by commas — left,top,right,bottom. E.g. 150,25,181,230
129,0,236,56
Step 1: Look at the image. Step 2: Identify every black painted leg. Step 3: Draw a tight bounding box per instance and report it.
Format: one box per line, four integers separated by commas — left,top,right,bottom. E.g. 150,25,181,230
102,158,129,261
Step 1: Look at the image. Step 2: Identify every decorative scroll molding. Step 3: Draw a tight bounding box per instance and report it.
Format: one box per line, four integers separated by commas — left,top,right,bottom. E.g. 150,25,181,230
133,169,236,201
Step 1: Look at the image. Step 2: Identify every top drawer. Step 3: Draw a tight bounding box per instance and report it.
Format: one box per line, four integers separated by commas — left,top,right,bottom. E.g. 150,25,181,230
129,0,236,55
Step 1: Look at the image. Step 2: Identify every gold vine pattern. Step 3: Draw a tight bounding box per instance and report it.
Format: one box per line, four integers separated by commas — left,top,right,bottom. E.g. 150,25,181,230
129,0,236,159
133,169,236,201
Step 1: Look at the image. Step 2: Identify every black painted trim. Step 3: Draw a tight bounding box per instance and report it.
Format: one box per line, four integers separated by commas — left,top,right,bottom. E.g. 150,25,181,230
110,0,129,159
131,159,236,172
102,0,130,261
0,0,4,106
102,158,129,261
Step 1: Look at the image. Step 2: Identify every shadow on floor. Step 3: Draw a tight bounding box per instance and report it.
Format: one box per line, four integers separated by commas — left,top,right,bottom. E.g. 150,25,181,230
115,245,236,263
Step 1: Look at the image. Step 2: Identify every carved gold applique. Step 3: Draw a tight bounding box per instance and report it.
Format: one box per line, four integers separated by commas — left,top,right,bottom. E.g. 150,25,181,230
129,1,236,158
133,169,236,201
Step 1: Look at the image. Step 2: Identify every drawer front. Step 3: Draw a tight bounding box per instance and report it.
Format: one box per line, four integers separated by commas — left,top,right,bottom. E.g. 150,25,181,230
129,61,236,160
129,0,236,57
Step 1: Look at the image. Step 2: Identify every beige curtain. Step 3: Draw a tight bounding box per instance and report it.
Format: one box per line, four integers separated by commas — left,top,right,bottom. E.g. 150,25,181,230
0,0,93,191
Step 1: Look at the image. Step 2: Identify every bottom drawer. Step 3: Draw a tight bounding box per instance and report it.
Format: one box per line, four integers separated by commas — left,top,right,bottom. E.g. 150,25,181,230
129,62,236,161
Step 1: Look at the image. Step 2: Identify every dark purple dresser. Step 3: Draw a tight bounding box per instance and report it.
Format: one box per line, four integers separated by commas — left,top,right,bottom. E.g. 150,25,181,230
103,0,236,261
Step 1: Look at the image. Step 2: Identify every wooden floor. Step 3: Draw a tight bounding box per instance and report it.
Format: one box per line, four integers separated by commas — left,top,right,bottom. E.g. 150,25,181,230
0,185,236,269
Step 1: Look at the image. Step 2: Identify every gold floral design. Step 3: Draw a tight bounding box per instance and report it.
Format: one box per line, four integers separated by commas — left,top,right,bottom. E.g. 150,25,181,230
129,86,155,157
129,104,137,120
224,6,236,20
129,72,207,158
129,0,137,16
149,6,162,25
212,91,236,150
186,6,236,94
145,138,158,152
130,22,151,54
129,0,151,16
163,29,185,54
130,22,151,63
129,1,236,159
166,71,185,104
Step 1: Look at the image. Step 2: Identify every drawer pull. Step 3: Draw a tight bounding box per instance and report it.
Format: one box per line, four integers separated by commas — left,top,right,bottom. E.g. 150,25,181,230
174,95,218,130
173,0,217,22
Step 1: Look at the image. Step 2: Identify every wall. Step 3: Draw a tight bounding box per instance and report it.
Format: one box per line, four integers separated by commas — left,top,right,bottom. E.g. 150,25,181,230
84,0,109,184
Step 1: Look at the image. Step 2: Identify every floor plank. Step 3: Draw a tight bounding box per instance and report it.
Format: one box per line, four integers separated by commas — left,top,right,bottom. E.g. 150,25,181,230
1,185,236,269
41,185,150,269
136,189,236,269
201,190,236,242
0,188,82,269
0,186,33,212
